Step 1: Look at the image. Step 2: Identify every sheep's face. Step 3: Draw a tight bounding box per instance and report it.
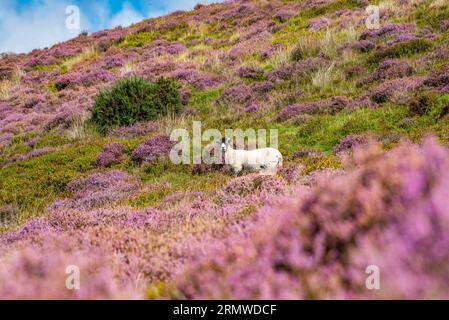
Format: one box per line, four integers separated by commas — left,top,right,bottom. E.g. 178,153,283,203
221,142,227,153
217,137,230,153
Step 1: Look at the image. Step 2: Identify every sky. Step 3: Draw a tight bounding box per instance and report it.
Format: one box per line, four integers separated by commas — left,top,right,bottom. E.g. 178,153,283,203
0,0,218,53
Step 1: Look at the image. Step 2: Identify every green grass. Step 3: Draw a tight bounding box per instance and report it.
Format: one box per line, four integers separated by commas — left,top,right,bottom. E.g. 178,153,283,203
295,105,410,152
118,31,156,48
0,138,105,226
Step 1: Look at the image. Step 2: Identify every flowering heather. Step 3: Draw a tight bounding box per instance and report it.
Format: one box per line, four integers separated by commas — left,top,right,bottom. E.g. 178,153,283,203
95,143,125,168
171,68,221,90
0,147,54,169
108,121,158,138
132,135,175,163
308,17,331,32
333,134,369,154
0,133,13,149
278,96,350,121
260,44,282,60
364,77,425,104
351,40,375,52
0,241,132,299
441,20,449,32
360,23,415,41
44,102,86,131
244,103,261,113
55,69,114,89
267,58,326,83
371,59,413,82
275,9,295,22
49,170,140,211
236,66,264,80
1,0,449,300
178,138,449,299
25,55,59,68
423,66,449,92
291,148,324,159
218,83,253,105
104,56,125,68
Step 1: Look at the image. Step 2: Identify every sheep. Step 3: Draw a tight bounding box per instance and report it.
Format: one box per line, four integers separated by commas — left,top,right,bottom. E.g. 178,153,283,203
217,137,283,175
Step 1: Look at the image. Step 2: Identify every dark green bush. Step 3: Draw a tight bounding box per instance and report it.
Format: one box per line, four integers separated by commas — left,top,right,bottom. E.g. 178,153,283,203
91,76,182,134
368,39,433,64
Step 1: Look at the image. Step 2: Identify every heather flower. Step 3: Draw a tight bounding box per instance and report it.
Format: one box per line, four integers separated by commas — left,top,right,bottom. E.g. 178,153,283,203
108,121,158,138
25,55,59,67
260,44,281,60
26,136,41,148
267,58,325,83
171,68,221,90
360,23,415,41
0,147,54,168
235,66,264,80
178,137,449,299
44,102,85,131
267,63,296,82
218,83,253,105
180,89,191,105
308,17,331,32
277,96,350,121
95,142,124,167
244,103,261,113
275,9,295,22
345,65,367,79
423,66,449,92
440,20,449,32
104,56,125,68
333,134,369,154
291,148,324,159
351,39,375,52
50,170,140,210
365,77,424,104
0,133,13,149
0,241,133,299
371,59,413,81
132,135,175,163
252,81,274,94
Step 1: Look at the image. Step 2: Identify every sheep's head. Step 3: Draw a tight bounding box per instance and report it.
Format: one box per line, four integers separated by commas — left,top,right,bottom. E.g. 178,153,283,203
217,137,231,153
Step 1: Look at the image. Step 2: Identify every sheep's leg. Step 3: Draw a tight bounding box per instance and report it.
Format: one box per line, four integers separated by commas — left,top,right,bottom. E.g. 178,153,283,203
232,164,243,176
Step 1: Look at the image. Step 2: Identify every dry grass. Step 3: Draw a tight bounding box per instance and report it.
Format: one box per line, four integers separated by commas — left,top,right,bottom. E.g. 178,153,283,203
312,62,336,88
0,67,23,100
62,46,99,72
119,62,135,76
268,46,293,69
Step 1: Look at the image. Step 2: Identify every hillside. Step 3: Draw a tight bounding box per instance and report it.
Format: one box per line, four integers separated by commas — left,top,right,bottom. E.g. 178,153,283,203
1,0,449,299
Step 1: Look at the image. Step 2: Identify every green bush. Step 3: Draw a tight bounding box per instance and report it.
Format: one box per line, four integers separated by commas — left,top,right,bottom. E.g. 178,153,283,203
91,76,182,134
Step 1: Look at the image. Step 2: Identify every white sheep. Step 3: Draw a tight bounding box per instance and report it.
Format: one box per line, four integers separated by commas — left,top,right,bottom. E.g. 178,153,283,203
218,137,283,175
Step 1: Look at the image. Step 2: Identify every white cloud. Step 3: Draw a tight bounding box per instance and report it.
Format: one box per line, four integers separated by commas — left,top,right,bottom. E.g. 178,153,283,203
0,0,222,53
0,0,92,53
108,2,143,28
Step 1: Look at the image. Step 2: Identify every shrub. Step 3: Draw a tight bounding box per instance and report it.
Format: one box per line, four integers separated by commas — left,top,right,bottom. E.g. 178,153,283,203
90,76,182,134
94,142,124,167
132,135,174,163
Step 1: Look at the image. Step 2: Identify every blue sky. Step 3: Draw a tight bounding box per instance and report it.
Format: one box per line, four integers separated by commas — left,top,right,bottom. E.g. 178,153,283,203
0,0,217,53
